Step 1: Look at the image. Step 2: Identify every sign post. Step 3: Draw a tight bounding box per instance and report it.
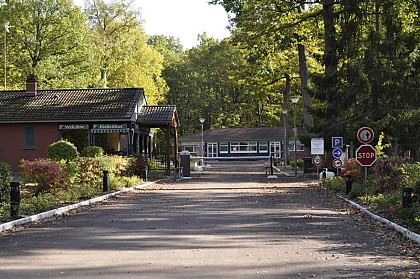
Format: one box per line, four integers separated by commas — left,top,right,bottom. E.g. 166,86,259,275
356,127,376,185
332,158,342,176
312,155,323,176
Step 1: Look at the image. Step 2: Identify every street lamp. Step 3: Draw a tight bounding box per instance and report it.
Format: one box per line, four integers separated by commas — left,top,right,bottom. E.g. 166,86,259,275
4,21,13,90
290,96,300,177
282,108,288,169
4,22,10,90
199,117,205,160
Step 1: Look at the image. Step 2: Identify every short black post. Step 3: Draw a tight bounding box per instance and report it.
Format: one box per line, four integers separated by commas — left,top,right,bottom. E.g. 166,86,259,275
345,175,353,195
270,155,274,176
10,181,20,218
103,170,109,192
322,169,327,179
402,187,412,208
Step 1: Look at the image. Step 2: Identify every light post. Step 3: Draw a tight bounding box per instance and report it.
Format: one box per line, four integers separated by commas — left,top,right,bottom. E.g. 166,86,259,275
291,96,299,177
282,108,288,169
199,117,205,164
4,21,13,90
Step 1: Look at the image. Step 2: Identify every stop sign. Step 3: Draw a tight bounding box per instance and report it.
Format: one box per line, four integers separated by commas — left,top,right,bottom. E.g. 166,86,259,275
356,145,377,166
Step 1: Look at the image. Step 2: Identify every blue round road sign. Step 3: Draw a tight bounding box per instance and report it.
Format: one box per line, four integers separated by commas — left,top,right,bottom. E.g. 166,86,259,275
332,148,342,159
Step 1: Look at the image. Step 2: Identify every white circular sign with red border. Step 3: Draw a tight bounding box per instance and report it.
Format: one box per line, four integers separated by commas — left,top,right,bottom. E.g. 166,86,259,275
357,127,374,144
332,158,343,169
312,155,322,166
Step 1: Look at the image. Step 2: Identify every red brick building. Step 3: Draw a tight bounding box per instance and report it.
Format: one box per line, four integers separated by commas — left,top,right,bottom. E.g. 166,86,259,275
0,76,179,172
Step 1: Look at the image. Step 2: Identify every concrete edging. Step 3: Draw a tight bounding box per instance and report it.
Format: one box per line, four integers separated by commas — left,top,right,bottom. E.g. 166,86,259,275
340,195,420,244
0,180,157,233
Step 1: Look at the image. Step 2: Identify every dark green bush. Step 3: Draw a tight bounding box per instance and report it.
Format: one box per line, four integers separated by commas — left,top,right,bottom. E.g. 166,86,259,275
374,156,411,193
326,176,345,192
81,146,104,157
0,161,12,204
348,181,377,199
47,140,79,161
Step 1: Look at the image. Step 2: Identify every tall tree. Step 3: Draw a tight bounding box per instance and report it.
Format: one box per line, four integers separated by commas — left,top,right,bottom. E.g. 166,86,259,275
85,0,139,88
3,0,94,89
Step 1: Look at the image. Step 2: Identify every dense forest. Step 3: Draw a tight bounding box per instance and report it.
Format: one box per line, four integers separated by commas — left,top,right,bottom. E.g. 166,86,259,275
0,0,418,158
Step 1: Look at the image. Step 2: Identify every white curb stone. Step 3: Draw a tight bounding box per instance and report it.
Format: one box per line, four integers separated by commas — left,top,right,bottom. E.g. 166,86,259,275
340,195,420,244
0,181,157,233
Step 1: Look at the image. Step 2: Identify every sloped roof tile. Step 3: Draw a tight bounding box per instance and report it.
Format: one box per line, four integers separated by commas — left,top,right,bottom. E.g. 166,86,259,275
138,105,178,125
0,88,144,122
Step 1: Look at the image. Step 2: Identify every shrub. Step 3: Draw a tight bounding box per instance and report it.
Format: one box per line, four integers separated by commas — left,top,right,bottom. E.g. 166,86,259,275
77,157,104,188
47,140,79,161
342,158,363,183
0,161,12,204
81,146,104,157
402,162,420,202
374,156,409,193
20,193,60,216
19,158,69,195
348,181,377,199
326,176,345,192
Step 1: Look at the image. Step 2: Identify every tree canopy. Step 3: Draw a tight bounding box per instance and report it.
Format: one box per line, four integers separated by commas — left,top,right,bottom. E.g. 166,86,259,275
0,0,418,157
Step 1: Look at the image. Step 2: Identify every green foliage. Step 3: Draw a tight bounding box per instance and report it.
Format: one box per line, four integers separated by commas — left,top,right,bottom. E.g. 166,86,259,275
375,132,391,157
290,159,303,169
374,156,410,193
0,161,12,203
0,161,12,220
4,0,95,89
326,176,345,192
47,140,79,161
81,146,104,157
348,182,377,199
20,193,60,216
342,158,363,183
109,175,142,190
19,158,69,195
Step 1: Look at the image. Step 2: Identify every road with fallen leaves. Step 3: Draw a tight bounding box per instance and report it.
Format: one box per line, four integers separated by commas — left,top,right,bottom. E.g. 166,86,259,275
0,160,418,278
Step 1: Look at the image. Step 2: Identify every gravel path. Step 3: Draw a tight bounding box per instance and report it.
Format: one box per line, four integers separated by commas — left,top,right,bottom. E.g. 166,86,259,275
0,160,418,278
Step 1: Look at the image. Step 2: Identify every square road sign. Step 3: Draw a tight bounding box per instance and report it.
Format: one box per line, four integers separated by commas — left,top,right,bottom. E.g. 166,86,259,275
332,137,343,148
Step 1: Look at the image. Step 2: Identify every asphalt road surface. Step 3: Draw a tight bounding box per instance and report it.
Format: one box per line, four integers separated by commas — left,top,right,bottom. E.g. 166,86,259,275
0,160,418,278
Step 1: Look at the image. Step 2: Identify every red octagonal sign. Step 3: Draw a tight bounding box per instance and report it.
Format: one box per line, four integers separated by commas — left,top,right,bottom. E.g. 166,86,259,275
356,145,377,166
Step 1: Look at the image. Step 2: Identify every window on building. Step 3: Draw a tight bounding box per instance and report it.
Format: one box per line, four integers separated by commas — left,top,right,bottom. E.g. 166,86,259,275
289,140,305,151
259,142,268,153
230,142,257,153
183,145,198,153
24,126,36,149
220,143,229,153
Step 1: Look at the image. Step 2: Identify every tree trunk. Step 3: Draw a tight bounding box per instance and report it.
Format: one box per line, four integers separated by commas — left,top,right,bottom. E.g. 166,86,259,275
322,0,338,116
101,69,107,88
282,74,291,165
298,43,314,129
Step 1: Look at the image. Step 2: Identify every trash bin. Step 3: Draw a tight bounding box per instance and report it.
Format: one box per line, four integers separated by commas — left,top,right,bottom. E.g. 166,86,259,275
303,157,312,173
180,150,191,179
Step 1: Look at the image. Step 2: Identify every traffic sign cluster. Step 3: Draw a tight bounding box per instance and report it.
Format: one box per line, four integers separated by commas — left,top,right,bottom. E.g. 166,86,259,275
356,127,377,166
310,126,377,170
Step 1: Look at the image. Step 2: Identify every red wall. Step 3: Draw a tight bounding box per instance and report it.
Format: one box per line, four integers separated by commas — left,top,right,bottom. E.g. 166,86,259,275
0,123,60,172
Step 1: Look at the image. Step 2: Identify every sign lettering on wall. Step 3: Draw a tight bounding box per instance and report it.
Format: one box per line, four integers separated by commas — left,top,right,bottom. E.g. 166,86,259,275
59,124,89,130
93,124,127,129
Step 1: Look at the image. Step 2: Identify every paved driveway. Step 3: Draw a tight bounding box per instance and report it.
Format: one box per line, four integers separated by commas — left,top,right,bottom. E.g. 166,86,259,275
0,161,418,278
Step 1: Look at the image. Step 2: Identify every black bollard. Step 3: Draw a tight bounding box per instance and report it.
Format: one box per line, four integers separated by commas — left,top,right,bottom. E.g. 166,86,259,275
322,169,327,179
402,187,412,208
103,170,109,192
270,155,274,176
10,181,20,218
345,175,353,195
